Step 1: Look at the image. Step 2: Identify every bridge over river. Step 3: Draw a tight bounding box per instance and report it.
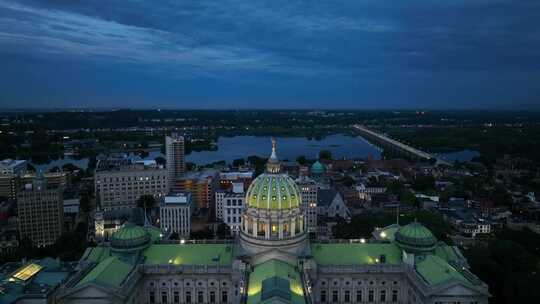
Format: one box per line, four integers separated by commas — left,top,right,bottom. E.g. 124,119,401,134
352,124,451,166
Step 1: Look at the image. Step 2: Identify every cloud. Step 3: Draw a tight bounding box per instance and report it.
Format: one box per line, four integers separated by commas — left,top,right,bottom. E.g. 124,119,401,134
0,0,539,108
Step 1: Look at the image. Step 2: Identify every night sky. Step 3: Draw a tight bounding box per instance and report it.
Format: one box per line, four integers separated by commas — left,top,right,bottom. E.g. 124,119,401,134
0,0,539,109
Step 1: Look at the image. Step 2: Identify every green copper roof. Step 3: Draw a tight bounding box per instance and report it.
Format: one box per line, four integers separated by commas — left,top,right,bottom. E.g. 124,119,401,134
311,243,402,265
110,223,151,253
247,259,305,304
415,255,470,286
394,222,437,253
246,173,301,209
85,247,111,263
76,256,134,288
142,244,233,266
434,244,460,264
310,161,325,174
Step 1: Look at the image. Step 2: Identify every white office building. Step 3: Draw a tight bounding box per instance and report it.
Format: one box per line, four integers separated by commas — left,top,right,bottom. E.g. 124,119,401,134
160,192,192,237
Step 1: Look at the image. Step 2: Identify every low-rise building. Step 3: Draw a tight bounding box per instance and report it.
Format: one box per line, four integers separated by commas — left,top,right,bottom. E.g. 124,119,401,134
172,169,218,210
0,159,27,176
317,189,351,219
219,171,253,191
0,258,75,304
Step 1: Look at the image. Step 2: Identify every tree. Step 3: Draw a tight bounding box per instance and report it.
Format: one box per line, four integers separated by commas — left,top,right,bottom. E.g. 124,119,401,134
169,232,180,240
137,195,157,211
232,158,245,167
79,192,92,213
27,163,36,172
319,150,332,160
62,163,80,172
216,223,232,239
191,228,214,239
296,155,308,165
154,156,166,166
341,175,355,187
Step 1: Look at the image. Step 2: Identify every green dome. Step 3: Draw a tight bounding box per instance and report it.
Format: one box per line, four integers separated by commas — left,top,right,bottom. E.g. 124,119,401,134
395,222,437,254
246,173,301,209
310,161,325,175
111,223,151,253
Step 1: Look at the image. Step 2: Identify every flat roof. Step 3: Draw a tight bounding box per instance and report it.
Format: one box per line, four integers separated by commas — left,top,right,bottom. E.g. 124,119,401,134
142,244,233,266
311,243,402,265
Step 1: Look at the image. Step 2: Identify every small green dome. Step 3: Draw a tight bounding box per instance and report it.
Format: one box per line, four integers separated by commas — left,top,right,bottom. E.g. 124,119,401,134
246,173,301,209
111,223,151,253
310,161,325,175
395,222,437,254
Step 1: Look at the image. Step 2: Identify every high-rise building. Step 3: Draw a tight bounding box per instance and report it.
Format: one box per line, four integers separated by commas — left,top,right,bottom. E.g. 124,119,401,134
160,192,192,237
296,175,318,233
95,160,167,210
172,169,218,210
166,133,185,189
17,179,63,247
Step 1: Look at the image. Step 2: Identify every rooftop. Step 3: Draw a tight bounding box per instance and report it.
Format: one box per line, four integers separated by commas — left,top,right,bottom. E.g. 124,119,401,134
142,244,233,266
0,258,74,304
311,243,402,265
247,259,305,304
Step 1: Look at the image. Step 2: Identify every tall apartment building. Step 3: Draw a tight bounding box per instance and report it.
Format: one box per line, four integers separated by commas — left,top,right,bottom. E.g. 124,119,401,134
160,192,192,237
165,133,185,189
95,160,167,210
172,169,218,210
17,179,63,247
296,175,318,233
215,182,245,234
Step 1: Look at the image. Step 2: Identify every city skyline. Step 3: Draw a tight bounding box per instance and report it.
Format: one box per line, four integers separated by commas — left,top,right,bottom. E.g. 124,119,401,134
1,0,539,110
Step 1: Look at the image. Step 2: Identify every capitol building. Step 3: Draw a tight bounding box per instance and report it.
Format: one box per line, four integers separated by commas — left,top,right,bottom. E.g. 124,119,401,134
56,140,489,304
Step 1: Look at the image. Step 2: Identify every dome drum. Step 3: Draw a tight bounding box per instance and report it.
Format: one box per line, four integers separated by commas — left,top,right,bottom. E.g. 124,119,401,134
394,222,437,254
240,138,308,255
110,223,152,254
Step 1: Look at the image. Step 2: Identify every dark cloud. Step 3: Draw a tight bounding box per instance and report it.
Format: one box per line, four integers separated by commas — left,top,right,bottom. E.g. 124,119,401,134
0,0,539,109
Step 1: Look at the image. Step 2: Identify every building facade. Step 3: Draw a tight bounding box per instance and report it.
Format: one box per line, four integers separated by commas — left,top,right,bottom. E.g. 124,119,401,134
166,133,186,189
296,175,318,233
160,192,192,237
172,169,218,210
56,140,489,304
17,179,63,247
95,162,167,210
216,182,246,234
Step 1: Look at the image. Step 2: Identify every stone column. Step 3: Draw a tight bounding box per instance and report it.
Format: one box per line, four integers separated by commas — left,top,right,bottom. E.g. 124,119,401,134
265,220,270,239
253,219,258,237
291,218,296,237
278,220,284,239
